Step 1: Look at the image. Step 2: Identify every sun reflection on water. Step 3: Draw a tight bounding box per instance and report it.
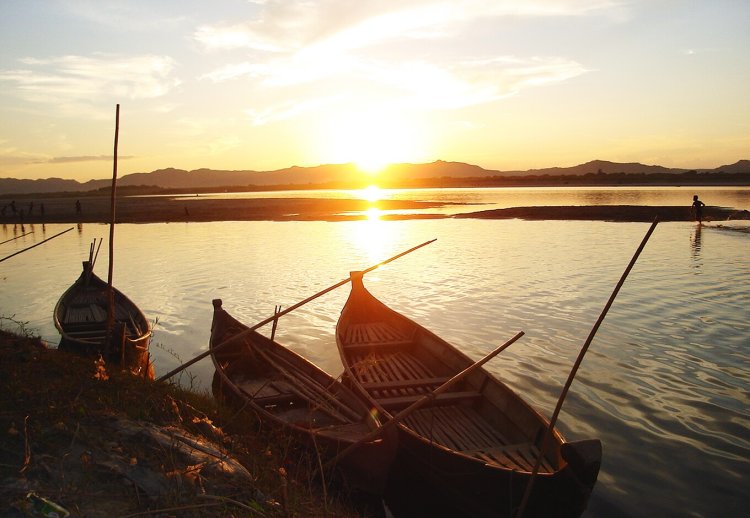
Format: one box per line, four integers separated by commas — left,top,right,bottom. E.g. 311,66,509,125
350,206,398,264
359,185,383,202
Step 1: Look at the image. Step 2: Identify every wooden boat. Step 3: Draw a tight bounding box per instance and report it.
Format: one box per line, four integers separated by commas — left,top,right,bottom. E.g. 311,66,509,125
336,271,602,517
54,260,153,379
209,299,396,495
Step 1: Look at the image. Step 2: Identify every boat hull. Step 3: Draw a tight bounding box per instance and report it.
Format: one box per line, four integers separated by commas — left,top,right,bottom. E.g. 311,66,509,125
336,271,601,516
388,429,600,517
209,299,396,495
54,261,152,378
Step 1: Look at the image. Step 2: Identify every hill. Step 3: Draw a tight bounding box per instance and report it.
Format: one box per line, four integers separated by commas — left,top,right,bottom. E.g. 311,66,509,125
1,159,749,195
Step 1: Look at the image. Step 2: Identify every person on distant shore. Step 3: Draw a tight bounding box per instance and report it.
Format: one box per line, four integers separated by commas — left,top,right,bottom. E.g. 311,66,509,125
75,199,82,214
692,195,706,223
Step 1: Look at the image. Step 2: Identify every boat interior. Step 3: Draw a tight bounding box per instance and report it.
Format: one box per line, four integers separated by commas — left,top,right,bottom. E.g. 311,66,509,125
61,288,145,342
213,322,373,437
340,318,558,473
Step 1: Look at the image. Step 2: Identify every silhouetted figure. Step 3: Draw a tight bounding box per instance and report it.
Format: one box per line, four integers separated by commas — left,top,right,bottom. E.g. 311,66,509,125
19,208,24,223
10,200,16,214
692,195,705,224
75,199,82,214
1,205,5,217
40,203,45,218
28,201,34,215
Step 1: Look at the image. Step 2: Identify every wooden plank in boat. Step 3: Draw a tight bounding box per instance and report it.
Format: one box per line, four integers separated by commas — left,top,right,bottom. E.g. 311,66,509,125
409,407,493,452
378,390,481,410
408,413,461,450
343,339,412,351
361,376,451,391
345,322,408,345
64,306,92,324
68,327,107,338
465,443,554,473
403,405,503,452
89,304,107,321
450,405,512,446
421,406,489,451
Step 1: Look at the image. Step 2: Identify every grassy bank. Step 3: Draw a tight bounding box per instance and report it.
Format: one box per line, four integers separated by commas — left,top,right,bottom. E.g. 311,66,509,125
0,324,379,517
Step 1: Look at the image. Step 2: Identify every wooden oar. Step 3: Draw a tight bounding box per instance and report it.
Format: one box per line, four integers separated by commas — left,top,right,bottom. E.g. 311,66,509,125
249,343,359,423
515,219,659,518
322,330,525,469
156,238,437,383
0,227,74,264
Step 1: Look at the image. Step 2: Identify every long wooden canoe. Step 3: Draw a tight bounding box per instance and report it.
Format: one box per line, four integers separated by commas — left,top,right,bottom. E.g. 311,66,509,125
54,260,153,378
336,271,602,517
209,299,397,495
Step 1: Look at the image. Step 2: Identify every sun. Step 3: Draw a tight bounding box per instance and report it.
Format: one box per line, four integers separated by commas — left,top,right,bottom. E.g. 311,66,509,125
318,109,428,175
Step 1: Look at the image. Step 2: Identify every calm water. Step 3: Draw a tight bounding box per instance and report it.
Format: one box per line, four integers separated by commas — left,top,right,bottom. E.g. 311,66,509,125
176,185,750,216
1,187,748,517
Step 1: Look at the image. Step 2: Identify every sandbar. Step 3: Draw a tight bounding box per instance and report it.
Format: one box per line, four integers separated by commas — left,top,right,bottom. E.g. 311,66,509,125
1,195,746,224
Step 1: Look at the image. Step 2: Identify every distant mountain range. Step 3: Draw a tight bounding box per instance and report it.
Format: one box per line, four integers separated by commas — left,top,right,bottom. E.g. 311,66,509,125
1,159,749,195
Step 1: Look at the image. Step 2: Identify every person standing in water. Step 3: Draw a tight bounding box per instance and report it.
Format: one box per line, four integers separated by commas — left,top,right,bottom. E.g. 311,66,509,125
692,195,706,223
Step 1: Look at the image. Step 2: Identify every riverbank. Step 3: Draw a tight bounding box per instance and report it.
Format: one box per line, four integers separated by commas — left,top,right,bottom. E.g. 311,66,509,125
0,327,377,517
2,194,747,224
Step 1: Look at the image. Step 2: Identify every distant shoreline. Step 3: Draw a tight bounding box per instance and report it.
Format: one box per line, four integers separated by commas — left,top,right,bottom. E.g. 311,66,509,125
1,195,747,224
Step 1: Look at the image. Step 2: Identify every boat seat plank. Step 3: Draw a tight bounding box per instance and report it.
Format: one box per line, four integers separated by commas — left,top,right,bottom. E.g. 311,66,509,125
378,391,481,410
66,330,106,337
361,376,451,391
64,321,107,331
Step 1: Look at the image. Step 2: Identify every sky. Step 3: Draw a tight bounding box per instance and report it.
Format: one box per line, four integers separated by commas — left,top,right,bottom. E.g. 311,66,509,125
1,0,749,182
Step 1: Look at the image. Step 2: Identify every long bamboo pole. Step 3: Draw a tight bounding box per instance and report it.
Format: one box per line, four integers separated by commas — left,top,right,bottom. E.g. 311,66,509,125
156,238,437,383
0,231,33,246
0,227,74,264
323,331,525,469
515,219,659,518
104,104,120,358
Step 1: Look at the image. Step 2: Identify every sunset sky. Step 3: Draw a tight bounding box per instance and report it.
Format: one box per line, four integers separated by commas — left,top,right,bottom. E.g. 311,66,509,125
1,0,748,181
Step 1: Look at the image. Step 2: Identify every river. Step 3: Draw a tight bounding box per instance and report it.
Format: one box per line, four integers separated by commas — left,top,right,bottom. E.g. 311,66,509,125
1,186,748,516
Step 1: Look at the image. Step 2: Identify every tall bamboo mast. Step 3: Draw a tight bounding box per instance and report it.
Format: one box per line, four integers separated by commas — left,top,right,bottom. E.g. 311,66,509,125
104,104,120,356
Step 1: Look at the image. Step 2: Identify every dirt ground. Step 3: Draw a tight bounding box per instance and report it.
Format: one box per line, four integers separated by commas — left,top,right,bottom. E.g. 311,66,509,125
0,328,379,517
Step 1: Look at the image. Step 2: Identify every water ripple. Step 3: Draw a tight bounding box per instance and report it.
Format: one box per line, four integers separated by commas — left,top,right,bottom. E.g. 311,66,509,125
2,218,749,516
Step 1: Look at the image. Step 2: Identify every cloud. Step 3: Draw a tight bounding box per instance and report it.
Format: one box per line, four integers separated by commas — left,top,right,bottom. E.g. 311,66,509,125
246,95,342,125
196,0,596,122
61,0,189,31
0,54,181,115
194,0,621,53
357,56,588,111
0,154,134,167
